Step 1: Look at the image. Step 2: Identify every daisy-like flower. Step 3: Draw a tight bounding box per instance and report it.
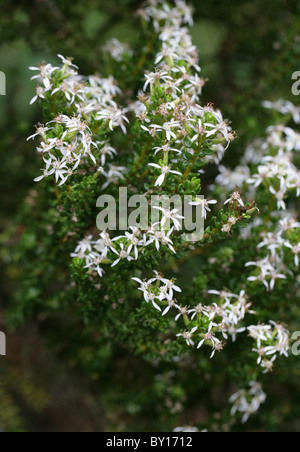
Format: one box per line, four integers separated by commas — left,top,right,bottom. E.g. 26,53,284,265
27,124,50,141
155,44,179,65
144,291,162,312
176,327,198,346
269,186,287,210
153,143,181,155
96,107,129,134
51,80,86,104
84,252,105,277
57,54,79,70
269,269,287,291
29,63,58,90
189,198,217,219
280,100,300,124
143,70,173,92
162,298,178,316
226,325,246,343
148,163,182,187
94,231,117,257
131,277,153,295
115,228,144,260
72,235,93,256
247,165,270,188
284,241,300,266
30,85,47,105
98,142,117,166
34,167,55,182
204,110,232,148
146,228,176,254
160,278,182,300
175,305,189,321
188,303,206,320
224,190,244,207
197,331,222,359
247,325,272,348
207,289,237,304
111,243,134,267
153,207,184,231
261,356,277,374
147,120,180,141
190,118,205,142
230,382,266,424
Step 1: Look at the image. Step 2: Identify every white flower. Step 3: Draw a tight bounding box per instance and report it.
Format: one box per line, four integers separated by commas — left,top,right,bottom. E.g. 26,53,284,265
29,63,58,90
153,143,181,155
155,44,179,64
176,327,198,346
205,110,232,148
247,325,272,348
57,54,79,70
132,277,153,295
96,107,129,134
197,331,222,359
84,252,105,277
146,228,176,254
269,269,287,291
161,278,182,299
98,142,117,166
144,291,162,311
284,241,300,266
147,120,180,141
261,356,277,373
162,299,179,316
148,164,182,187
269,186,287,210
230,381,266,424
153,207,184,231
34,167,55,182
102,39,133,62
30,85,47,105
188,303,206,320
207,290,237,303
175,305,189,321
143,70,173,92
27,124,50,141
72,235,93,256
189,198,217,219
52,80,86,104
111,243,134,267
224,190,244,207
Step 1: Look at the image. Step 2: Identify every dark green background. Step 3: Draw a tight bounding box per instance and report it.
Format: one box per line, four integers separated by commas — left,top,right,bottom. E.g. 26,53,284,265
0,0,300,432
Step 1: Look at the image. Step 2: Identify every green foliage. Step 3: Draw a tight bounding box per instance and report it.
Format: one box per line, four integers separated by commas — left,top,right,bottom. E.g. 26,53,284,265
1,0,300,433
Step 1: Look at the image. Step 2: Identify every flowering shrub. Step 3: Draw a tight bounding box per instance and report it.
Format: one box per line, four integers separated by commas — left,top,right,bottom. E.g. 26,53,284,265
10,0,300,432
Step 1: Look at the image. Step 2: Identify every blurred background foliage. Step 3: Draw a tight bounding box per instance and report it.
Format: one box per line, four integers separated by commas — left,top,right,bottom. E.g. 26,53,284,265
0,0,300,432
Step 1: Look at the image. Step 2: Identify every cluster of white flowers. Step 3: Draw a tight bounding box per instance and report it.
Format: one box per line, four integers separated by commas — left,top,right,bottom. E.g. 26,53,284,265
213,101,300,291
262,99,300,124
245,216,299,291
102,38,133,62
71,226,179,277
132,273,291,378
132,276,257,358
132,271,182,312
230,381,266,424
215,165,251,192
247,129,300,211
29,55,129,186
247,321,290,373
135,0,235,189
215,104,300,199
